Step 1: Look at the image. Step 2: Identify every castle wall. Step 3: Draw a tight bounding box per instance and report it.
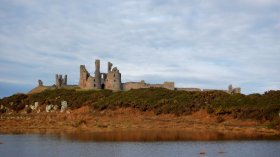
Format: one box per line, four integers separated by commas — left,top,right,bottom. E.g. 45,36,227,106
122,81,148,90
162,82,175,90
79,65,89,88
122,81,175,91
202,89,228,92
175,88,201,92
175,84,241,94
86,76,95,88
232,88,241,94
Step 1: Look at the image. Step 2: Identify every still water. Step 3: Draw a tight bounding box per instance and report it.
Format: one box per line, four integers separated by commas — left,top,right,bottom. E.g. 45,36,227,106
0,133,280,157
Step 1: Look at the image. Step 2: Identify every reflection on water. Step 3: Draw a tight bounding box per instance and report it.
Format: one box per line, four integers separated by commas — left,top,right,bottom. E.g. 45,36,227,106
0,133,280,157
55,130,280,142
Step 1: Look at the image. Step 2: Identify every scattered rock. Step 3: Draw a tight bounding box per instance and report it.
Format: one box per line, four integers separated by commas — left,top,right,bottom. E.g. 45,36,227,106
199,152,206,155
46,104,53,112
60,101,67,113
30,102,39,110
46,104,58,112
53,105,58,111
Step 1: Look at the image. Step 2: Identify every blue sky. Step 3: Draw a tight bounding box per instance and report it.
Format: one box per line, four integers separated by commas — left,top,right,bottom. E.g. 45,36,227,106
0,0,280,98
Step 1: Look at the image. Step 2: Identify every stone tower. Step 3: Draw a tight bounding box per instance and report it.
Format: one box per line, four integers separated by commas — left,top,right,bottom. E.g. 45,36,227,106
94,59,101,89
105,62,122,91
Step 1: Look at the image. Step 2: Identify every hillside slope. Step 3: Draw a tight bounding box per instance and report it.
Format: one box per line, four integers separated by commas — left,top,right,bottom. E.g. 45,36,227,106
1,88,280,129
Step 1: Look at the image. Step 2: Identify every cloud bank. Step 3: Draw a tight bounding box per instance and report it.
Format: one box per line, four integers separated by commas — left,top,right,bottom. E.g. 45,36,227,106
0,0,280,97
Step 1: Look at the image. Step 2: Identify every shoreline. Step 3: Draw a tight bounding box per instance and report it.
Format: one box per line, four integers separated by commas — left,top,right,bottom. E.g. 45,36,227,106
0,106,279,140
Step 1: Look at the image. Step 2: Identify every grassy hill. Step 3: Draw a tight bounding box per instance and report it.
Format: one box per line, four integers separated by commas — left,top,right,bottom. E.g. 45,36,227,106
1,88,280,127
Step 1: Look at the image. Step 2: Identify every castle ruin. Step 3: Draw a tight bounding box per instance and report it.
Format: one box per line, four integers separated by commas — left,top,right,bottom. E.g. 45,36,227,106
78,59,241,94
35,59,241,94
79,59,121,91
55,74,67,88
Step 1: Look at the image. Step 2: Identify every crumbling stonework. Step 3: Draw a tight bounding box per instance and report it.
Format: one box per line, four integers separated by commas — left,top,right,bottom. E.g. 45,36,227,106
175,88,201,92
77,59,241,93
94,59,101,89
79,65,90,88
105,67,121,91
38,80,43,87
123,81,175,91
199,84,241,94
226,84,241,94
79,59,122,91
36,58,241,94
55,74,67,88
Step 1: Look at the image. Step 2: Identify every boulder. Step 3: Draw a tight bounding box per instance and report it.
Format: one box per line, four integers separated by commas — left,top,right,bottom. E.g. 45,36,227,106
30,102,39,110
53,105,58,111
46,104,53,112
46,104,58,112
60,101,67,112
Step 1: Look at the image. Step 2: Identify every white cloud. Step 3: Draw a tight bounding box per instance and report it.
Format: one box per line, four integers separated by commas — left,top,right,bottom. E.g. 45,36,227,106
0,0,279,96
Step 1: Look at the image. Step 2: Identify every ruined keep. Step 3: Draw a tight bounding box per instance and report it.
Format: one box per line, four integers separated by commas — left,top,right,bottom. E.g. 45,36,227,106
79,59,122,91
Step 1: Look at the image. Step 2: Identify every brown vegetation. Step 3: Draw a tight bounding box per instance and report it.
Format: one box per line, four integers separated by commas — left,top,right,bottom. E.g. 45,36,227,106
0,88,279,136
